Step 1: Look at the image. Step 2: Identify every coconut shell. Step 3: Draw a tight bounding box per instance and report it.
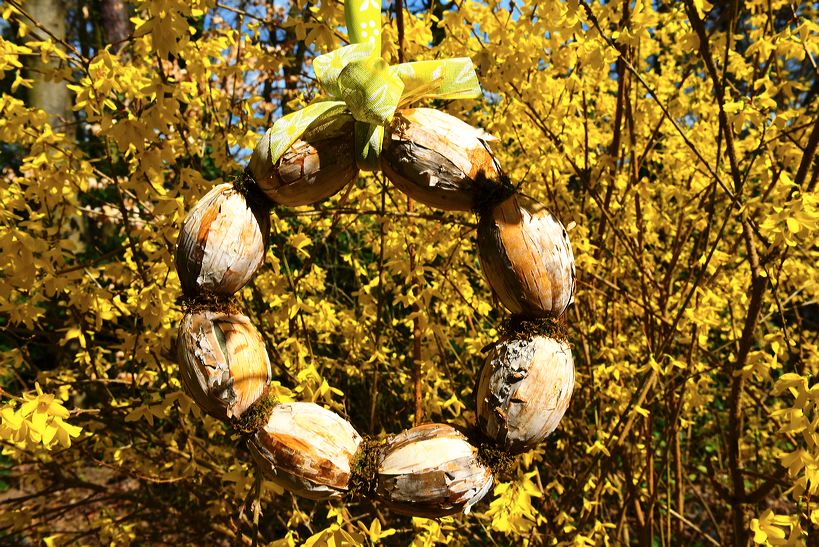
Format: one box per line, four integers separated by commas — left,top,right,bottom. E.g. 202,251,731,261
477,194,575,317
249,402,362,500
177,311,272,422
247,114,357,206
176,183,269,297
375,423,493,518
476,335,574,453
381,108,509,211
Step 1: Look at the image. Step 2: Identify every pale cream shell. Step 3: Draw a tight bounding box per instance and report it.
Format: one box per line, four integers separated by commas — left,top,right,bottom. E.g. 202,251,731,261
177,311,272,422
247,114,357,206
249,402,362,500
176,183,269,297
375,423,493,517
381,108,506,211
477,335,574,453
478,195,575,316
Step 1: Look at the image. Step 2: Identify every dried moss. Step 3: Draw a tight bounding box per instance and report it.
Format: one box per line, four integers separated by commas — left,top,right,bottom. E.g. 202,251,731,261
472,171,517,214
502,315,569,344
179,293,240,316
477,443,516,481
231,390,278,434
233,169,276,210
463,426,517,481
346,435,385,501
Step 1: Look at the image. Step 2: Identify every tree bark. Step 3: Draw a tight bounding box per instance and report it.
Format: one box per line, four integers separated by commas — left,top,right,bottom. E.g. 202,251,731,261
26,0,69,128
99,0,131,53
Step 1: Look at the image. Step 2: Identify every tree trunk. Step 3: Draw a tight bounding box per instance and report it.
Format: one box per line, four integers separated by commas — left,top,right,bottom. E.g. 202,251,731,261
99,0,131,53
25,0,69,128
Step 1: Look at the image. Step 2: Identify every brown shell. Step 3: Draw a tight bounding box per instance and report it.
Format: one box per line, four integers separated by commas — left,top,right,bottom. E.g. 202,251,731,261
249,402,362,500
477,194,575,317
247,114,358,206
477,335,575,453
177,311,272,422
375,423,493,518
176,183,270,297
381,108,509,211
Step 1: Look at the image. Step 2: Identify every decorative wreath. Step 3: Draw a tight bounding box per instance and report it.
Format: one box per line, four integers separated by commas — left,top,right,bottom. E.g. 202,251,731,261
173,0,576,519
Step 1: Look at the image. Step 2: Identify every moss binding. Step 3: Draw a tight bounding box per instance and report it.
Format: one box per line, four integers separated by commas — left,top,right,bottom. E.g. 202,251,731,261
471,171,518,214
233,169,277,210
231,390,279,434
480,315,569,355
346,435,386,500
503,315,569,344
462,426,517,481
179,293,241,316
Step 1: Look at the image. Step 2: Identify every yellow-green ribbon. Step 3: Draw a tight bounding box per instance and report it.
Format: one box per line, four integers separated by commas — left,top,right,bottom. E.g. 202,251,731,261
263,0,482,172
345,0,381,50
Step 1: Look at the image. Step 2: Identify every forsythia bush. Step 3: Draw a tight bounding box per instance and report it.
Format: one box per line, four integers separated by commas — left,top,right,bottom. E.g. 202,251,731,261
1,0,818,544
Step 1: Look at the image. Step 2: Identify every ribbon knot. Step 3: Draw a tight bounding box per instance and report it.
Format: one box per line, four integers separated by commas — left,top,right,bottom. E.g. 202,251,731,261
260,4,483,172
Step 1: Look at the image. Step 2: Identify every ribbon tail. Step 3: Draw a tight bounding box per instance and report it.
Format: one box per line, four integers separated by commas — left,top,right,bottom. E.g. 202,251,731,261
355,122,383,172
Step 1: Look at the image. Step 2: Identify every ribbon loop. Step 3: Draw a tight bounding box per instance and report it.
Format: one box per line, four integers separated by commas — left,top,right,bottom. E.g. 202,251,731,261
313,43,375,98
393,58,482,103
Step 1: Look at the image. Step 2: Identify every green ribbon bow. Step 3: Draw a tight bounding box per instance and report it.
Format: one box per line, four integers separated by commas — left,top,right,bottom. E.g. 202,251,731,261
262,0,483,172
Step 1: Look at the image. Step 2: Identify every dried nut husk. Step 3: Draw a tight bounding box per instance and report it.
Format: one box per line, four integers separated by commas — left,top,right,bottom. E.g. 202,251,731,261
177,311,272,422
249,402,362,500
477,194,575,317
381,108,508,211
477,335,575,454
375,423,493,518
176,183,269,297
247,114,358,206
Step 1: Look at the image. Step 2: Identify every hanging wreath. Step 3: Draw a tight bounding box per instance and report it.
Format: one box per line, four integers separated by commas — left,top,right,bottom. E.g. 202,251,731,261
172,0,576,520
